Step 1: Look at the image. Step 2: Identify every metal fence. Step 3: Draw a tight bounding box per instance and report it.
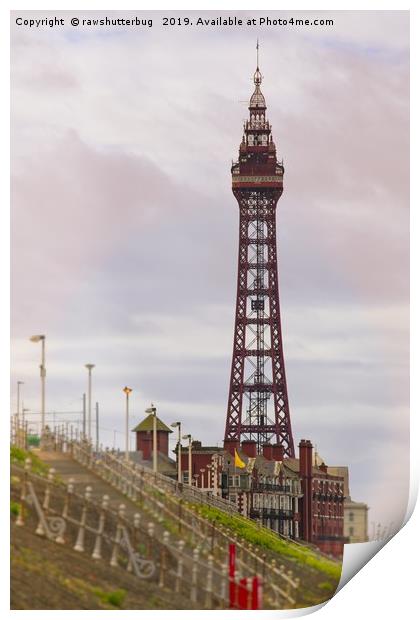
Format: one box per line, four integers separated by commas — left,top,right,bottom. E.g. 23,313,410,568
11,421,303,609
12,459,254,609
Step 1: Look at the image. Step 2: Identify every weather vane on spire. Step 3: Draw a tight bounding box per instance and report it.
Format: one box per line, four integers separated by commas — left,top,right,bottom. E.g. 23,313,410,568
253,40,262,86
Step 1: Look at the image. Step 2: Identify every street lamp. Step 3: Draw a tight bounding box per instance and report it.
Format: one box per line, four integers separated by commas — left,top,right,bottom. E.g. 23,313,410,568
17,381,24,425
145,404,157,473
123,387,132,461
193,473,199,487
171,422,182,483
30,335,46,435
211,454,221,496
182,433,192,485
206,463,212,489
85,364,95,442
22,405,30,426
200,468,205,489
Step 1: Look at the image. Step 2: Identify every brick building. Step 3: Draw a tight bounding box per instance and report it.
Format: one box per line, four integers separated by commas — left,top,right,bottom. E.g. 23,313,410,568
131,414,349,556
289,440,347,556
176,436,347,556
132,414,172,460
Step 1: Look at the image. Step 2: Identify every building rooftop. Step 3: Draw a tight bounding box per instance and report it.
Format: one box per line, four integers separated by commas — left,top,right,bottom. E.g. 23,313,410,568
344,498,369,509
132,414,173,433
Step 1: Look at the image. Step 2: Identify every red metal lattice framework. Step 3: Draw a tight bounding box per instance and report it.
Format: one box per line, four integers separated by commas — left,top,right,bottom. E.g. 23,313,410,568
224,57,295,457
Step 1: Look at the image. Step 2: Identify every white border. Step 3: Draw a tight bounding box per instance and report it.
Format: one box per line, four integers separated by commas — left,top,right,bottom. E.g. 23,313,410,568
3,2,417,619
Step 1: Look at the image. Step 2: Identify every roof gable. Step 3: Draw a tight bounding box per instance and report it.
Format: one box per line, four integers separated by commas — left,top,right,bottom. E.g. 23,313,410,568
132,413,172,433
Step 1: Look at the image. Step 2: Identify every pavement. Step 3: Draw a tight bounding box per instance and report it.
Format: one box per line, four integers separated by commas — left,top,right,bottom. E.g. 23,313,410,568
36,449,142,519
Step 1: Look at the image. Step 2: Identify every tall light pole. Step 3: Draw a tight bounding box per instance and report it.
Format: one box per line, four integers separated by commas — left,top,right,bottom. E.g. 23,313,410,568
145,404,157,473
212,454,220,496
17,381,24,426
123,387,132,461
95,401,99,452
22,404,30,427
85,364,95,442
30,335,46,436
22,406,30,448
82,393,86,439
182,433,192,485
171,421,182,483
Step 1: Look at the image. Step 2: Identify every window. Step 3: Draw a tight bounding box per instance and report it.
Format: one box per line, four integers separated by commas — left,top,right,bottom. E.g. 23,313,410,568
349,527,354,536
182,471,189,484
349,512,354,522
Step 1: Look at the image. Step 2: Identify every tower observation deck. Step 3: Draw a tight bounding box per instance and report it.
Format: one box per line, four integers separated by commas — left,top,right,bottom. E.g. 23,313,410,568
224,48,295,457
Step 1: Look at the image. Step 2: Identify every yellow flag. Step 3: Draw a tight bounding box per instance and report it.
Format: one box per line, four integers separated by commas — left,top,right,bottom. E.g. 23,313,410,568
234,449,246,469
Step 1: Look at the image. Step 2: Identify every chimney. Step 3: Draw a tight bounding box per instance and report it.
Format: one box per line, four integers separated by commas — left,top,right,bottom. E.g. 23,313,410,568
224,439,240,456
299,439,313,478
241,440,257,458
262,443,273,461
272,443,284,461
299,439,313,543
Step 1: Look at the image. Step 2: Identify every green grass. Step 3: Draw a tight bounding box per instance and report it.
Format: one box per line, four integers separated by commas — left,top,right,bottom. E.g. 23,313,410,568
10,500,20,517
318,581,334,591
10,446,49,477
93,588,126,608
194,504,342,582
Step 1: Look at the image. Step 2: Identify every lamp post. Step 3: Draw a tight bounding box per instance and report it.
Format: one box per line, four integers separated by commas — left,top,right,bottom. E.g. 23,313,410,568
22,405,30,427
171,422,182,483
206,464,212,489
85,364,95,442
95,401,99,453
200,468,205,489
22,407,30,449
20,405,29,449
17,381,24,426
212,454,220,496
123,387,132,461
82,393,86,439
182,433,192,485
30,335,46,436
193,474,199,487
145,404,157,473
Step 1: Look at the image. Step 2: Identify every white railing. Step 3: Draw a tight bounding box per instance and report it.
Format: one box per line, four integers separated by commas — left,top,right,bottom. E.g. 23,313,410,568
70,438,299,607
12,459,257,609
11,421,305,608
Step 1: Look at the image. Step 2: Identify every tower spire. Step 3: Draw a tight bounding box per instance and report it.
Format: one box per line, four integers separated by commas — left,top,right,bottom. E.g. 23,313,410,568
253,40,262,87
225,58,295,458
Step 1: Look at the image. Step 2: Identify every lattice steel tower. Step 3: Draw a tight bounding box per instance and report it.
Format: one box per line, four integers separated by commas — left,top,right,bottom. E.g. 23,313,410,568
224,49,295,457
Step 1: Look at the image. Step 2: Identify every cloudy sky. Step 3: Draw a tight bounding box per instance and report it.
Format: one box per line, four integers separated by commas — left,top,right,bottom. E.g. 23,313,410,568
11,10,409,532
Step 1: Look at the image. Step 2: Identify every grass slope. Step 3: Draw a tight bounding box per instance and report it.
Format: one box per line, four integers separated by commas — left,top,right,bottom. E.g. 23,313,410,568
193,503,342,606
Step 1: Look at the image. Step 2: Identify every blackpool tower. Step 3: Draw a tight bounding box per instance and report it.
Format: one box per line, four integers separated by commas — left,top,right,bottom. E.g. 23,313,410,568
224,48,295,457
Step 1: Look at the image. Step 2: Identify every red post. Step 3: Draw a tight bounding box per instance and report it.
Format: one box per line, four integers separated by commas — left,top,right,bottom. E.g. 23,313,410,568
251,576,262,610
237,578,249,609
